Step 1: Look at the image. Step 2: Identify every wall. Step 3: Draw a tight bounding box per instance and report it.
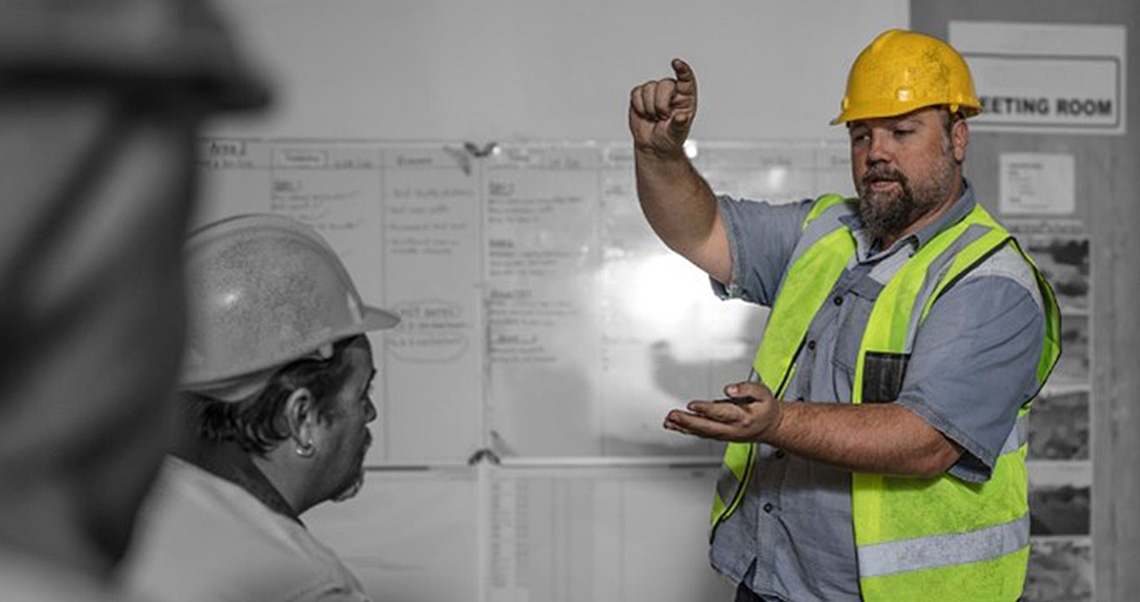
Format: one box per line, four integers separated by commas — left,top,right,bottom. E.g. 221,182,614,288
211,0,906,142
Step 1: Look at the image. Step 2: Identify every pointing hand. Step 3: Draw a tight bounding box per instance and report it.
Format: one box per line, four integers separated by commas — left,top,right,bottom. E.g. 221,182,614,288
629,58,698,157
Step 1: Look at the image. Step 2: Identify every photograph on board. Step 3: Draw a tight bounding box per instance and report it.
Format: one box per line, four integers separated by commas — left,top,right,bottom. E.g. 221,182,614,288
1028,389,1090,461
1024,538,1093,602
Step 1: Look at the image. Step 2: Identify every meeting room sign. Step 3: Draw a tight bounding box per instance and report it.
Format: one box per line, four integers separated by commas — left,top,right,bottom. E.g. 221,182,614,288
950,21,1127,135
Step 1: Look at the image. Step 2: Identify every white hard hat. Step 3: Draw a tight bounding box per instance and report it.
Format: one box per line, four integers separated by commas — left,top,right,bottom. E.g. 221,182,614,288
181,214,398,400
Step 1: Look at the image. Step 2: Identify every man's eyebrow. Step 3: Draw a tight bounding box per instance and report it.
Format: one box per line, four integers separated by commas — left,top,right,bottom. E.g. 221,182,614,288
893,116,923,127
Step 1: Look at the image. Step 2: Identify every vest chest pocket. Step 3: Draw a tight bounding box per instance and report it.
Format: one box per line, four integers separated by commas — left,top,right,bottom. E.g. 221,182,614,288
833,276,882,377
861,351,910,403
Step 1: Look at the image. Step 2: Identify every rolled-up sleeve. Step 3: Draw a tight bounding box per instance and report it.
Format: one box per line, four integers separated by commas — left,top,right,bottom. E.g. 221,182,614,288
711,196,813,307
897,274,1045,483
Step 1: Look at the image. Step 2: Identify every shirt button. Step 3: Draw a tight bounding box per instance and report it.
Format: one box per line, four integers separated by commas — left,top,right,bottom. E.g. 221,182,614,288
763,503,774,513
807,340,816,350
775,450,786,459
834,296,844,306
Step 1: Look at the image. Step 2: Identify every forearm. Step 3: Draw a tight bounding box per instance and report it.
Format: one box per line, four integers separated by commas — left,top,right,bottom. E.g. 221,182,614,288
634,148,730,282
764,401,963,477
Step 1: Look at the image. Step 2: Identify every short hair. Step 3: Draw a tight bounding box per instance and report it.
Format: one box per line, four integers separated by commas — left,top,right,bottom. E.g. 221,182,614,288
943,108,964,139
183,335,366,454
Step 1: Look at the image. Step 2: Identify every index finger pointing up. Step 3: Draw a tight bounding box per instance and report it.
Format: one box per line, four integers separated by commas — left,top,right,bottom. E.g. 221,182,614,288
671,58,697,95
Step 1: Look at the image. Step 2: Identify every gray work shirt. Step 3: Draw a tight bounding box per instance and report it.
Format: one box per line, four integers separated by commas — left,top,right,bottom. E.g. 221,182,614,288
708,182,1046,602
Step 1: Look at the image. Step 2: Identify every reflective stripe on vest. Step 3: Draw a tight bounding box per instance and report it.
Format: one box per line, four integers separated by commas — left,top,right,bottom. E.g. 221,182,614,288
708,195,1061,601
858,514,1031,578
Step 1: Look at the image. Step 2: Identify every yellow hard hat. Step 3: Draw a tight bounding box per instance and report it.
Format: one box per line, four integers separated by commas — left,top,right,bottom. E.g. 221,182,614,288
181,214,400,400
831,29,981,125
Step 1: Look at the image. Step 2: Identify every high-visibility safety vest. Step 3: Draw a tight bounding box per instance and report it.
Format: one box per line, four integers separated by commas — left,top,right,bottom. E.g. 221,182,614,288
710,194,1061,601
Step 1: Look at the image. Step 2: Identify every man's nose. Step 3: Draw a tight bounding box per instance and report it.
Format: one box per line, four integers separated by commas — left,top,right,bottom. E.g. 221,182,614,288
866,130,891,166
364,397,378,423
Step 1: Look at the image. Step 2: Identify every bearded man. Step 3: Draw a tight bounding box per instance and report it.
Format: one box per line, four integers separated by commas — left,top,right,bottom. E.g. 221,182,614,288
628,30,1060,602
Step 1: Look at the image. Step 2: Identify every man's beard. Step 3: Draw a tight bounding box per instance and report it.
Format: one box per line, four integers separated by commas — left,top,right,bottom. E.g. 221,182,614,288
332,472,365,502
331,430,372,503
857,151,956,246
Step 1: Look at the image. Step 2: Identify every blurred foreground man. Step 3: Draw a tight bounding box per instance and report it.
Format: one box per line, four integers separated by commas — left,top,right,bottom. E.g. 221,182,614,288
122,215,399,602
630,30,1060,601
0,1,265,599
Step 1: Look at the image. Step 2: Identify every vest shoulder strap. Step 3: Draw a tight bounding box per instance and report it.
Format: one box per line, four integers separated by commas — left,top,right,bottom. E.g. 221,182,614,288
801,193,851,230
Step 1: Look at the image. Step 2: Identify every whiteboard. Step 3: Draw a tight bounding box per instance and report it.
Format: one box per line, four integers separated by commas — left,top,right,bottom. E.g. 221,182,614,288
195,138,855,464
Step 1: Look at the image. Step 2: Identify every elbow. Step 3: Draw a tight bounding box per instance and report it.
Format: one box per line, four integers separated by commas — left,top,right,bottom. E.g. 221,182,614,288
909,441,964,478
892,404,964,478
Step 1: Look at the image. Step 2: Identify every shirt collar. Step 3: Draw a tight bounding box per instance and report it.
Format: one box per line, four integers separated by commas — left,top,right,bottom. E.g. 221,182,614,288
841,178,976,261
913,178,976,248
174,439,303,525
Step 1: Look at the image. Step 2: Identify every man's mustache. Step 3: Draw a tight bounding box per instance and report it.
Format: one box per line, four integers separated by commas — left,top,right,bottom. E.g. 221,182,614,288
862,165,908,187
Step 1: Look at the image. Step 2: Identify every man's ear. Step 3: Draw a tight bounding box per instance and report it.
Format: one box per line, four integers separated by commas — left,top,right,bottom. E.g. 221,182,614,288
284,388,318,456
952,117,969,163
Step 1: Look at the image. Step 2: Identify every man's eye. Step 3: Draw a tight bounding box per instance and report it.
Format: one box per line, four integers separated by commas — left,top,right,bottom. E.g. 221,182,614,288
893,128,914,138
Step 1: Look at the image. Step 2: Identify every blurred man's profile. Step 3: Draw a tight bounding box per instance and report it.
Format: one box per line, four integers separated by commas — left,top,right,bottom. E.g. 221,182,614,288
0,0,267,599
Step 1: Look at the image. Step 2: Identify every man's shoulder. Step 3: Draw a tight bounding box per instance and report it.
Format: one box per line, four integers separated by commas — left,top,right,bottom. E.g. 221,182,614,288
957,242,1045,310
122,458,344,602
154,457,281,527
799,195,862,246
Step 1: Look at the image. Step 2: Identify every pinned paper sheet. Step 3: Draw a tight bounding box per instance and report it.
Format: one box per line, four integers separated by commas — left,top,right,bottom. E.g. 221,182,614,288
999,153,1076,215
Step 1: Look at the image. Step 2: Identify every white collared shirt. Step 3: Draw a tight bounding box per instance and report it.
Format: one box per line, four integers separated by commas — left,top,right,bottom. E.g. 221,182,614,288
118,457,372,602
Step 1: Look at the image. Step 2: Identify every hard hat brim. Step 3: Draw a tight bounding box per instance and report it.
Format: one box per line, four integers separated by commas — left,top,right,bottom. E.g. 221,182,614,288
831,102,982,126
359,304,401,332
182,307,400,401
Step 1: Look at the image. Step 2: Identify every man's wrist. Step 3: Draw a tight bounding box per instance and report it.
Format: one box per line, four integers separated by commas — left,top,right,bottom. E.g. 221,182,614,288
755,400,789,445
634,143,688,163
